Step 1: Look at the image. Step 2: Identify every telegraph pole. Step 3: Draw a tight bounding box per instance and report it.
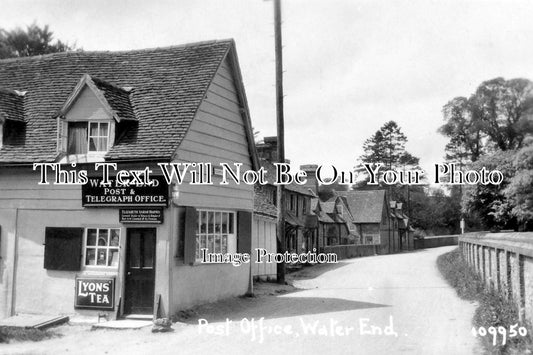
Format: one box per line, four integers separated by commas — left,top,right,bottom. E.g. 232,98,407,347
274,0,286,284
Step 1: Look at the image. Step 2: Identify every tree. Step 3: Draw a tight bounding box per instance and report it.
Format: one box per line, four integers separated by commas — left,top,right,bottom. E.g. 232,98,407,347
439,97,484,163
462,150,518,231
0,23,74,59
409,187,462,235
474,78,533,151
317,178,349,201
360,121,408,170
356,121,423,202
439,77,533,163
503,144,533,230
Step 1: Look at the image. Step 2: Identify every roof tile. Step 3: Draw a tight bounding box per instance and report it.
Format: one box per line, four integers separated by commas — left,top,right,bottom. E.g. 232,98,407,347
0,40,232,163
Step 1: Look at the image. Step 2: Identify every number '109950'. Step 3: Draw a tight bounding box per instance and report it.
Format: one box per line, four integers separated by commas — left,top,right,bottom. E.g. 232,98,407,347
471,324,528,346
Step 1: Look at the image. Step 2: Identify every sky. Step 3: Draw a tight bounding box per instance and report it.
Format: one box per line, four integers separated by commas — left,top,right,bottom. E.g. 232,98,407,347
2,0,533,180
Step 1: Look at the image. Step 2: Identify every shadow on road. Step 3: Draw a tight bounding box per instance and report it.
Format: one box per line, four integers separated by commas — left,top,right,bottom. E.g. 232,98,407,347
178,290,390,324
288,260,354,280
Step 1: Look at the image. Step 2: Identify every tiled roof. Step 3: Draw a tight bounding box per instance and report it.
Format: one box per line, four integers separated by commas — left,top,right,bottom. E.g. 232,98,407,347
0,88,25,123
335,190,387,224
285,210,306,227
254,185,278,218
309,198,335,223
321,201,336,214
92,77,136,121
0,40,234,163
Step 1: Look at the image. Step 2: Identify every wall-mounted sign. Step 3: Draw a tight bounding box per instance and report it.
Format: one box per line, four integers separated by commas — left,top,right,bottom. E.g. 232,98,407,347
75,277,115,310
82,176,169,207
120,208,164,224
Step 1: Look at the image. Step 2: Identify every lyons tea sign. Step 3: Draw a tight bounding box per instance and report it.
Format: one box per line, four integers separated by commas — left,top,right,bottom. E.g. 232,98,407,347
75,277,115,310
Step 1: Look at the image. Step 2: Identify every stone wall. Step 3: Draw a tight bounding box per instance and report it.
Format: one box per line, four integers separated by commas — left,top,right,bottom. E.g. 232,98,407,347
415,235,458,249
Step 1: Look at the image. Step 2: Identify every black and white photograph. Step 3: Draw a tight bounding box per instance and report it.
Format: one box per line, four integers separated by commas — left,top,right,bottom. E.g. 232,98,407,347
1,0,533,354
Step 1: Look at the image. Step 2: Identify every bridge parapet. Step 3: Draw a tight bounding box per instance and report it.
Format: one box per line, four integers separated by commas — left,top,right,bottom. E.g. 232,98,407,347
459,232,533,325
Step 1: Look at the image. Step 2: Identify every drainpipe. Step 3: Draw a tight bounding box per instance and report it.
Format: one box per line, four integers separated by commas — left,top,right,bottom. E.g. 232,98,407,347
10,208,19,316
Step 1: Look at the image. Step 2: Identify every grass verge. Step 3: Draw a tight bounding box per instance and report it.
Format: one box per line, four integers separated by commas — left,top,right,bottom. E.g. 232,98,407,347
0,326,58,344
437,248,532,354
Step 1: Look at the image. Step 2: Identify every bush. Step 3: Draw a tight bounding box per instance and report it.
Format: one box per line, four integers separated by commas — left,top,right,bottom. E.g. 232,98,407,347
437,248,533,354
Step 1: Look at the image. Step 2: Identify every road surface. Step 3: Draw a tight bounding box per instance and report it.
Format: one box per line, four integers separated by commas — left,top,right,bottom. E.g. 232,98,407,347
2,246,483,355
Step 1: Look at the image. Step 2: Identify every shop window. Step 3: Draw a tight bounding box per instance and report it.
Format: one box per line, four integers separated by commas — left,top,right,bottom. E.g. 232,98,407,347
182,207,251,264
44,227,84,271
67,121,109,155
194,210,236,261
83,228,120,267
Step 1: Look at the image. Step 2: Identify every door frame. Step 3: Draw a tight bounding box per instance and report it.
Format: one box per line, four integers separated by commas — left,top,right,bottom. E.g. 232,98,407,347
122,227,157,317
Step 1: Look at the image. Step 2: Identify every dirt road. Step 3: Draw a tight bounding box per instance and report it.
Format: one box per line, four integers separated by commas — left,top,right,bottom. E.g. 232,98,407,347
2,246,482,355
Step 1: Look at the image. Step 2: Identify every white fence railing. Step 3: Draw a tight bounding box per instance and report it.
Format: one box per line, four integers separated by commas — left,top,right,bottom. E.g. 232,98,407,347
459,232,533,325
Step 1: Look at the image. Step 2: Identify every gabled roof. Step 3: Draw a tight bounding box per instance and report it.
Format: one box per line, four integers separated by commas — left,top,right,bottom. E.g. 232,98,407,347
0,88,25,123
57,74,136,122
0,39,258,166
335,189,387,224
309,198,336,224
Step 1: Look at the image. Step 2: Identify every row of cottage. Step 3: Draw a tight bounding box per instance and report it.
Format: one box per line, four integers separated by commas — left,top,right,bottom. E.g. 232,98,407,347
0,39,412,322
252,137,414,280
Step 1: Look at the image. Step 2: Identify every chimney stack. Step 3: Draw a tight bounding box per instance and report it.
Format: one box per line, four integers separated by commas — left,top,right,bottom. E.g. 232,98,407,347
300,164,319,195
257,136,278,162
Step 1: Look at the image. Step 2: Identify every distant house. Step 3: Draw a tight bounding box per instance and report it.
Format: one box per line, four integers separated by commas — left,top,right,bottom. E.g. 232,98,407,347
390,201,414,251
309,195,378,259
0,40,259,320
335,190,396,254
253,140,315,271
252,179,277,281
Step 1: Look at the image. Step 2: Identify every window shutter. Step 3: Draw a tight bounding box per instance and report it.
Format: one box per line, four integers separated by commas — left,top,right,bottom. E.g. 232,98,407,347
237,211,252,254
44,227,84,271
57,118,68,153
183,207,198,265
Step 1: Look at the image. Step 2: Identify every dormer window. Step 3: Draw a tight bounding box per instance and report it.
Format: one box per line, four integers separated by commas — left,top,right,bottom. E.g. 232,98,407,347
0,88,26,148
56,74,135,162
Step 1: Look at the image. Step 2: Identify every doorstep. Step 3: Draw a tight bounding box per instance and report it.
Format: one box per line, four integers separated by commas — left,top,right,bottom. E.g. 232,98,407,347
91,319,153,330
123,314,153,321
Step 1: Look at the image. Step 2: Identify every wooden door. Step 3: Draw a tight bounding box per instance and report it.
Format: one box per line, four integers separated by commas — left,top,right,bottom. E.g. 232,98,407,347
124,228,156,315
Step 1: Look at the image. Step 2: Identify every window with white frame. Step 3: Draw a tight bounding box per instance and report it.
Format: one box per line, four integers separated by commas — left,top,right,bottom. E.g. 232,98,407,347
88,122,109,152
67,121,110,155
84,228,120,267
195,210,236,261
